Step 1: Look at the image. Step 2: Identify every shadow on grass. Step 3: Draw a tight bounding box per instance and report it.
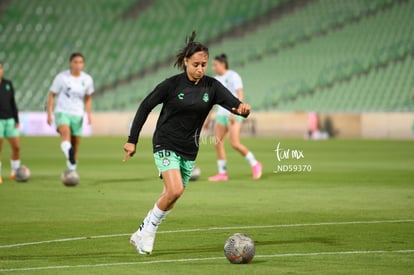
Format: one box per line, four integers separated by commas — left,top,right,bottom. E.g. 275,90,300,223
154,244,224,257
256,237,337,246
89,177,156,185
153,236,337,259
1,237,335,265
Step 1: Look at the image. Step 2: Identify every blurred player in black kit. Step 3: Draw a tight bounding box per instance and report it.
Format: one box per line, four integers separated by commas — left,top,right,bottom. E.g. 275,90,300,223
0,61,22,183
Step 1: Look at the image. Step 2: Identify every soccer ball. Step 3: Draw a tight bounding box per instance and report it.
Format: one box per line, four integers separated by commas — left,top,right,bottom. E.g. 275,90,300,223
15,166,31,182
224,233,255,264
189,165,201,181
61,169,80,187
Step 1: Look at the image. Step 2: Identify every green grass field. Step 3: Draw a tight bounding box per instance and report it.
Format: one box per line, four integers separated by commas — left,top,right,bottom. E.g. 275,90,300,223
0,137,413,274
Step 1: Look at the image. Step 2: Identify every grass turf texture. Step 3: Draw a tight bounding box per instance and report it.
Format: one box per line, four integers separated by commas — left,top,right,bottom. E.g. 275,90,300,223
0,137,413,274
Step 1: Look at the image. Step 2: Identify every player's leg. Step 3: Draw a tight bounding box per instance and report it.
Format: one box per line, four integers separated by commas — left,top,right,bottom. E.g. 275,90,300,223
157,169,185,210
58,124,76,170
70,136,81,162
0,137,3,183
229,117,262,180
4,118,21,179
7,137,20,179
55,113,76,170
208,115,229,181
68,114,83,170
228,118,249,156
131,150,186,254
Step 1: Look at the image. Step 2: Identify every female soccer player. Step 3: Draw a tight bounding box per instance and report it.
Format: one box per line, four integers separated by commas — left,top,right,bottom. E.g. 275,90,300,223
123,32,251,255
208,54,262,181
0,62,22,183
47,53,94,172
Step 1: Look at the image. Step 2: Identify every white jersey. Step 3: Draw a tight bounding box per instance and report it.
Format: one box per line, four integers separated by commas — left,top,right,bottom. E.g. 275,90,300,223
214,70,243,116
50,70,94,116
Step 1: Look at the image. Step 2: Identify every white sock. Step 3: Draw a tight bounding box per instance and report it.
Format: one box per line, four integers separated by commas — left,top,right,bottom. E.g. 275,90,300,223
60,141,71,159
66,160,77,171
146,203,170,232
245,152,258,166
217,159,227,174
0,161,2,175
11,160,21,173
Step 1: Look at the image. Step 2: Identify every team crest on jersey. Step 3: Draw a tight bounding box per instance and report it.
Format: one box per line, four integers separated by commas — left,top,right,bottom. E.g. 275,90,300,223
178,93,184,100
202,93,209,103
162,158,170,166
81,81,85,87
5,84,10,91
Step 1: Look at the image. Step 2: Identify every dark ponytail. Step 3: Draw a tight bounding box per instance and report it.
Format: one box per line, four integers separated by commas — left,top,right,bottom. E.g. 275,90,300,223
214,53,229,69
69,52,84,62
174,31,209,71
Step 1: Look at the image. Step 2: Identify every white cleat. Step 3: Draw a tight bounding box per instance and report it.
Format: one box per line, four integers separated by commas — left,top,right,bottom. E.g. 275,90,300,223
130,231,148,255
130,226,156,255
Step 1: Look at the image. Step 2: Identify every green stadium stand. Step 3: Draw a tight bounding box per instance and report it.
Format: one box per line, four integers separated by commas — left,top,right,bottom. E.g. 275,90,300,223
278,54,414,112
94,0,414,112
233,0,414,112
1,0,413,112
0,0,283,111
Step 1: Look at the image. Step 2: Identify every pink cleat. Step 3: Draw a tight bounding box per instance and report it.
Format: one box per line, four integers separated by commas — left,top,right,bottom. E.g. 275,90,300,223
252,162,262,180
208,173,229,182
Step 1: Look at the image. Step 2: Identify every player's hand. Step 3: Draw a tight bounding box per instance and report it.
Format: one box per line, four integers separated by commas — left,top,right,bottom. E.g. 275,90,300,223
232,103,251,117
123,143,136,162
47,114,53,126
15,123,20,129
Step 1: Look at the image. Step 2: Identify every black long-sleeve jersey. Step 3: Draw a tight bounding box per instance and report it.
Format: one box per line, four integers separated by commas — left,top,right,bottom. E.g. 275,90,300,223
128,73,247,161
0,78,19,123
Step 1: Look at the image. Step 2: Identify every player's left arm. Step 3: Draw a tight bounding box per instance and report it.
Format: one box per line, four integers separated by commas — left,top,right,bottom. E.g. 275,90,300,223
213,81,250,118
229,88,244,122
203,110,213,130
234,72,244,102
234,73,244,108
85,77,94,125
84,94,92,125
236,88,244,102
9,81,19,128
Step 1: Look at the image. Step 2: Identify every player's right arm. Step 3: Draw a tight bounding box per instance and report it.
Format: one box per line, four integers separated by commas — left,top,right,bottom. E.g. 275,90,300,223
46,92,55,125
47,74,62,126
123,80,170,160
203,110,213,130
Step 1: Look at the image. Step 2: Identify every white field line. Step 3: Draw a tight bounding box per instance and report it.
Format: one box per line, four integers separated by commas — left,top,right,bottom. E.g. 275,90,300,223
0,219,413,249
1,249,413,272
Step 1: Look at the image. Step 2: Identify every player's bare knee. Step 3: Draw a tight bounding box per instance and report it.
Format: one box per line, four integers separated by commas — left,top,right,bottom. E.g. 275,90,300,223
230,141,241,149
215,141,224,149
168,187,184,200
